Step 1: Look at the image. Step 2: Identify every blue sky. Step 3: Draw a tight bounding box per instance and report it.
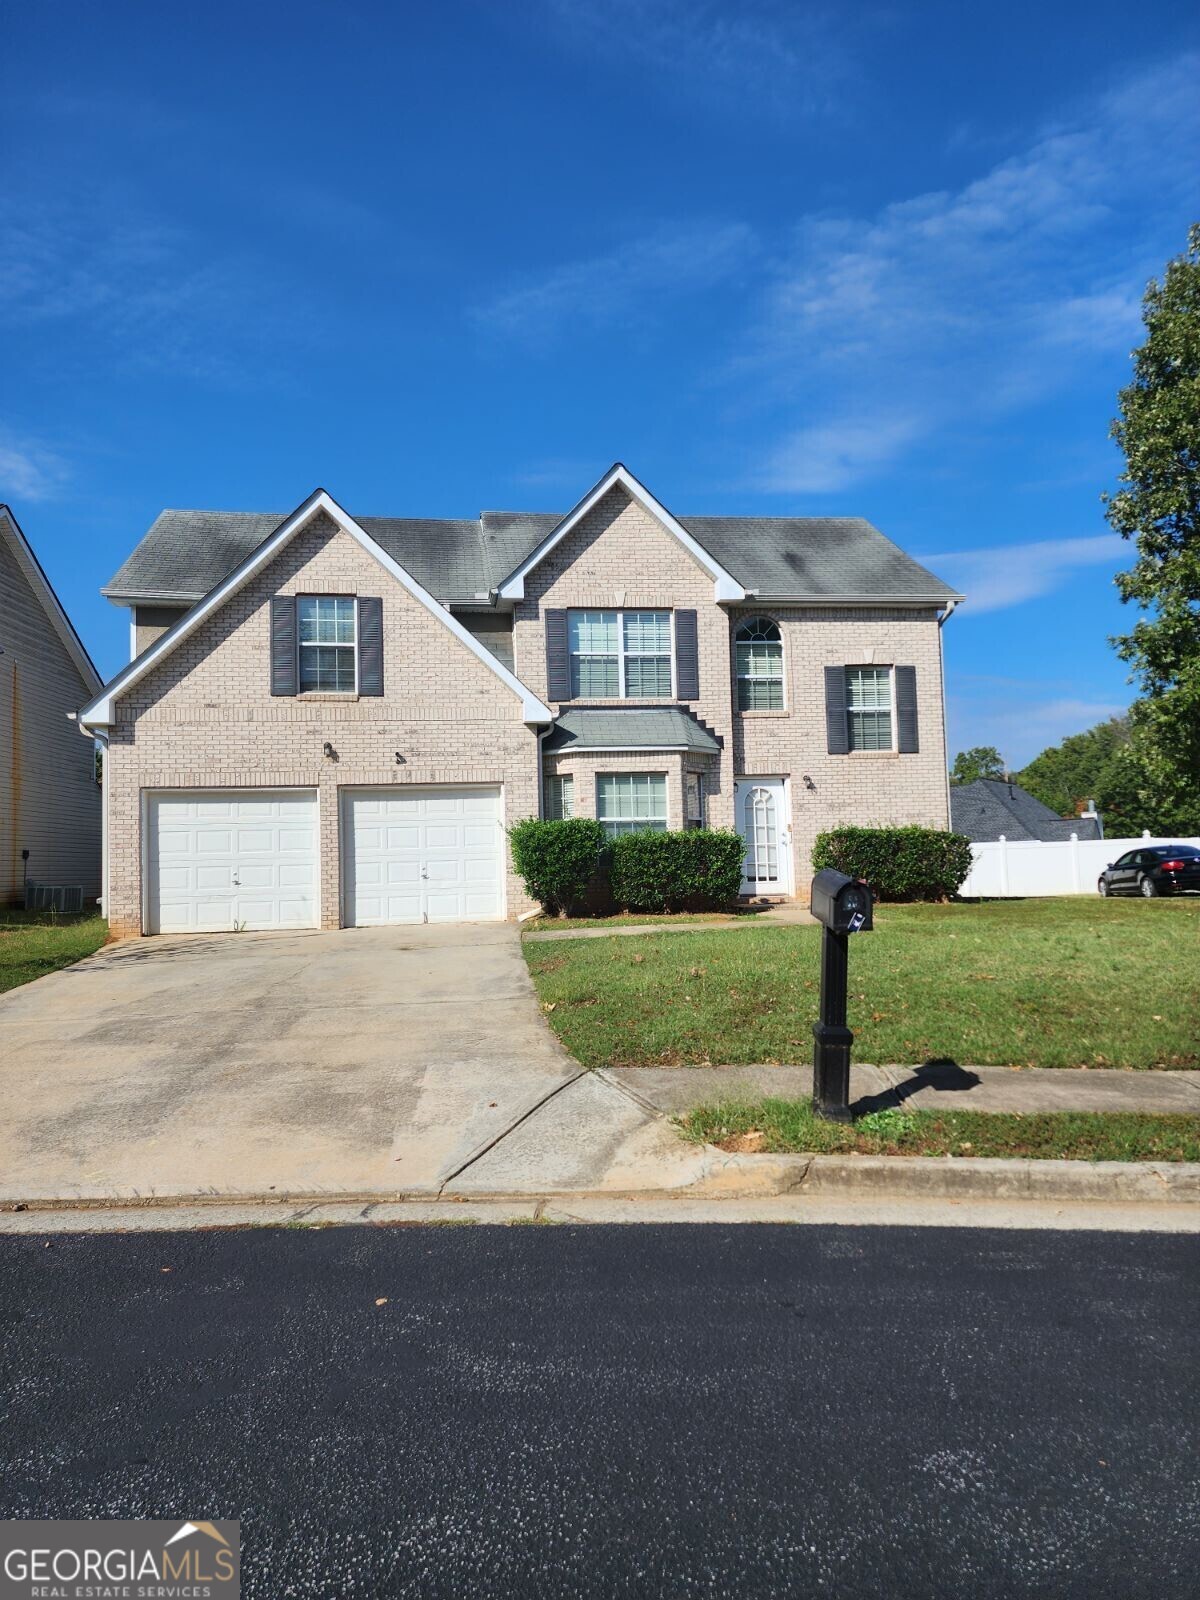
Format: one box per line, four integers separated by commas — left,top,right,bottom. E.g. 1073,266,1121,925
3,0,1198,766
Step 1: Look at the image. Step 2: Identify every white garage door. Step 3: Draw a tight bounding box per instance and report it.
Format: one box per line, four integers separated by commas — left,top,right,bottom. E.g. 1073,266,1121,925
146,791,319,934
344,787,504,925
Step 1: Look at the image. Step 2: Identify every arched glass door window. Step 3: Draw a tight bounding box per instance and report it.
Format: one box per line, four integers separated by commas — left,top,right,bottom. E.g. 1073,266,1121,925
743,785,779,884
735,618,784,710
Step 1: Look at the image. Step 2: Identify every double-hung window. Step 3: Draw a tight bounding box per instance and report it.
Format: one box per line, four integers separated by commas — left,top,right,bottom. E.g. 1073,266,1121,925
596,774,668,838
845,666,893,751
735,617,784,710
298,596,357,692
568,610,672,699
544,773,574,820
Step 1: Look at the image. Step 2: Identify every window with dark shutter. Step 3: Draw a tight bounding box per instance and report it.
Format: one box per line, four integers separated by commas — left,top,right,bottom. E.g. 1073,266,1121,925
357,596,384,696
545,609,571,701
270,596,297,696
674,610,700,700
824,665,848,753
895,665,919,753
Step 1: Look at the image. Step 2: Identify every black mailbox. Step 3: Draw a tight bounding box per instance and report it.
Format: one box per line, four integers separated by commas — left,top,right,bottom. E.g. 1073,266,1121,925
810,868,873,934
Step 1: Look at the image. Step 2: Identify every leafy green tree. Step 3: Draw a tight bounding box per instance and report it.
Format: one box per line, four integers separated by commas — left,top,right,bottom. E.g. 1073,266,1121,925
949,746,1005,785
1017,718,1129,817
1104,223,1200,834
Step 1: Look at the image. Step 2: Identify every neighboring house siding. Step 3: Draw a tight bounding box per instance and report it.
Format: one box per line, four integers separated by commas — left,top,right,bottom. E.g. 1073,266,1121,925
103,512,537,936
0,531,100,902
511,484,737,831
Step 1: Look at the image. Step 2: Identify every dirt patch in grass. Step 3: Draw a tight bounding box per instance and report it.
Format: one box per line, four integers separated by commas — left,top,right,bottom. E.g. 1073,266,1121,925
682,1097,1200,1162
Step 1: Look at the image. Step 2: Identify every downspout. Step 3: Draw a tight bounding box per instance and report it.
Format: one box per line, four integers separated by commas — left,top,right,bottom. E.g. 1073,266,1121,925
937,599,960,830
95,731,109,917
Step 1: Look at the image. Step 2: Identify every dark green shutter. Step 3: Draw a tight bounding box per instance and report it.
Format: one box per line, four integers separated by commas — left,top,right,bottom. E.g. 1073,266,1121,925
824,665,849,753
545,609,571,700
358,597,384,696
895,666,919,753
270,597,297,696
674,610,699,700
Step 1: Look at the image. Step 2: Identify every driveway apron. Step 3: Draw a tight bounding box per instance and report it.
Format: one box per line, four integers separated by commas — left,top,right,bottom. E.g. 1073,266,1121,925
0,924,576,1203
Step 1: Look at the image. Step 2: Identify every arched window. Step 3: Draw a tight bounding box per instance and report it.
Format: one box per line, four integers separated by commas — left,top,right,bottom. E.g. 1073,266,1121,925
735,617,783,710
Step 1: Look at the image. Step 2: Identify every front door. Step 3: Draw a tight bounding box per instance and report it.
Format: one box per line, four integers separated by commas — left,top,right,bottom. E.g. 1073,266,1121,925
735,778,791,896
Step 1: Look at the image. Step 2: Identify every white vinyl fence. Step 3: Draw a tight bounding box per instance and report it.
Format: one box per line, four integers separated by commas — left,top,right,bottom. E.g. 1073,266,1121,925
959,832,1200,899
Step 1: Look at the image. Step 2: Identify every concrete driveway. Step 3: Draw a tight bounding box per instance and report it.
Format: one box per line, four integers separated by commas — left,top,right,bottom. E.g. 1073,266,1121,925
0,924,581,1204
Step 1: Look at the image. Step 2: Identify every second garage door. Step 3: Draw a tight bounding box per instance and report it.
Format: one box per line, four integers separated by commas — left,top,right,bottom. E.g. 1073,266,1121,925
343,786,505,925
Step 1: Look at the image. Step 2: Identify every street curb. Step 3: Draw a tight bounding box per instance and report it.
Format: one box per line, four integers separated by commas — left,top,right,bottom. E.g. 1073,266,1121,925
680,1150,1200,1202
4,1155,1200,1212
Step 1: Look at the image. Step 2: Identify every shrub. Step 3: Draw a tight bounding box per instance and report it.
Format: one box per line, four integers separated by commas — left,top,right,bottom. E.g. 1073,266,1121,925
609,829,745,913
811,825,973,902
509,817,605,915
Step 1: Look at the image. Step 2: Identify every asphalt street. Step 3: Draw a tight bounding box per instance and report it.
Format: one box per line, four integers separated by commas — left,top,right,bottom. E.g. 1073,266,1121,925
2,1223,1197,1599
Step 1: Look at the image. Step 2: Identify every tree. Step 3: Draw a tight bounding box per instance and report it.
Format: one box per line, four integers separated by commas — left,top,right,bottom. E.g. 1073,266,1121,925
1104,223,1200,834
949,746,1005,785
1016,718,1129,817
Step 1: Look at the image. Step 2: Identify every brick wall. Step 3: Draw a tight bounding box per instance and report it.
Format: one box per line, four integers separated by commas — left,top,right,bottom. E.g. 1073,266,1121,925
731,606,950,891
512,484,736,828
105,512,539,935
511,484,950,897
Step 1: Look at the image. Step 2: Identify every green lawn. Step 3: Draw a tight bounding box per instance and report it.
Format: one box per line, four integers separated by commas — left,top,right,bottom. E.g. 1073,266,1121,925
524,897,1200,1070
0,909,108,994
680,1098,1200,1161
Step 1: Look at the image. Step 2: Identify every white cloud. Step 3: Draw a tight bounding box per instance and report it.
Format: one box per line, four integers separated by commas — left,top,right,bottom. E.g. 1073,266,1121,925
0,430,68,502
762,414,927,494
535,0,849,122
472,222,756,341
917,533,1126,614
0,191,311,383
742,53,1200,491
947,692,1129,770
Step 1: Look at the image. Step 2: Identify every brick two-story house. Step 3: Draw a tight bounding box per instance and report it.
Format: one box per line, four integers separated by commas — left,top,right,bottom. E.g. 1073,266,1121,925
78,465,962,937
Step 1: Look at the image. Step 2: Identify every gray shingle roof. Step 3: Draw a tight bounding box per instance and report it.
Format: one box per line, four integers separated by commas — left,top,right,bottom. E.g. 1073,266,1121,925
950,780,1102,842
543,707,721,754
103,510,489,601
103,503,960,605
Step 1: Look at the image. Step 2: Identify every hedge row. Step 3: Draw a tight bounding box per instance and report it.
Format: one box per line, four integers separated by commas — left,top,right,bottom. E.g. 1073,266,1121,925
811,824,973,902
508,819,744,915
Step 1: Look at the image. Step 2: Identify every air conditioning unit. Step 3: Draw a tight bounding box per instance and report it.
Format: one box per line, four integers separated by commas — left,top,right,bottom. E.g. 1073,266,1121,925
24,882,85,914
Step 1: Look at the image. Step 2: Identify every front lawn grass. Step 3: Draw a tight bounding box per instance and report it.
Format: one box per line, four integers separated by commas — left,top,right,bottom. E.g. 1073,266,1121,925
0,908,107,994
524,897,1200,1070
681,1098,1200,1162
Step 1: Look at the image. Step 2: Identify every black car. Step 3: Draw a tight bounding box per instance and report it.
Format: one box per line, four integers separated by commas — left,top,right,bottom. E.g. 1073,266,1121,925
1098,845,1200,897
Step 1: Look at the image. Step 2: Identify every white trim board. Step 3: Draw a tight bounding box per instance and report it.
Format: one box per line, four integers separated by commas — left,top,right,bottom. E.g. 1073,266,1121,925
495,463,747,603
1,505,103,693
78,488,553,729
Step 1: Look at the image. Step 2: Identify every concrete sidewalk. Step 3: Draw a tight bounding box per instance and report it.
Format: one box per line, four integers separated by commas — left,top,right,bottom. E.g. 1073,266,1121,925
612,1061,1200,1116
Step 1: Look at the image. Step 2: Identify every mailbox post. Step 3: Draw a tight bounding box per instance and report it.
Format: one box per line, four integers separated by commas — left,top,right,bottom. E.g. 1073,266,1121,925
809,869,873,1121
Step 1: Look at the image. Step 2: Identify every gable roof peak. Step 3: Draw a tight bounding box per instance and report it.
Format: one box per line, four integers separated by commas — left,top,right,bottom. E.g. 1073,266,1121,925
78,486,552,731
495,462,747,603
